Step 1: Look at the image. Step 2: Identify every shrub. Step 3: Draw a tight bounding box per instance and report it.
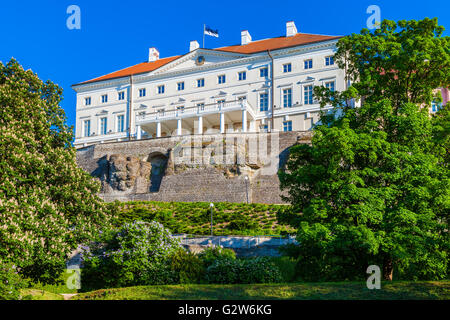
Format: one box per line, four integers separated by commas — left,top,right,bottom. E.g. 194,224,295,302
198,246,236,267
239,257,283,284
269,256,297,282
114,201,294,236
205,256,282,284
169,249,205,284
205,258,240,284
0,261,26,300
81,221,182,291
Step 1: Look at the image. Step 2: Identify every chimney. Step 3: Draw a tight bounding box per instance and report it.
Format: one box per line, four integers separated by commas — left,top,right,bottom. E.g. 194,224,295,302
148,47,159,62
286,21,298,37
241,30,252,45
190,40,200,52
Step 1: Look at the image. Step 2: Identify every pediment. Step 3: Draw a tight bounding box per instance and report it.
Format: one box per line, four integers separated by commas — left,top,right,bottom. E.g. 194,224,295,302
152,49,250,75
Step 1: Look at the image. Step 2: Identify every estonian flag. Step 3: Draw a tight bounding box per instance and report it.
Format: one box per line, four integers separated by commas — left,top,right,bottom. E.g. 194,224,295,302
204,26,219,38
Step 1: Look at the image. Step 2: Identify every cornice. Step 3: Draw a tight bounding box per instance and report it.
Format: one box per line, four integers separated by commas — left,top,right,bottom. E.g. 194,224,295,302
72,39,338,92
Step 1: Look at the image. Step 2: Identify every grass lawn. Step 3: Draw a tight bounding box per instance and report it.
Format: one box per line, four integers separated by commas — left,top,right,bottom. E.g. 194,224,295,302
21,289,64,300
72,281,449,300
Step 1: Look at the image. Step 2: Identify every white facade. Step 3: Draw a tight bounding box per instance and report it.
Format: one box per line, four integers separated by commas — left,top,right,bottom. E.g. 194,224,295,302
72,22,346,148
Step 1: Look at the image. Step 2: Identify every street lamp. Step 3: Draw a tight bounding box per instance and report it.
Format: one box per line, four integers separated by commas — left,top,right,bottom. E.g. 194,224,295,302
210,203,214,236
244,176,249,204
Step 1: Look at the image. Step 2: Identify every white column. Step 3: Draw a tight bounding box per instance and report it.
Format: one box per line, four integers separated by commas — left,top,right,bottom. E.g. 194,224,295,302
220,113,225,134
198,116,203,134
177,119,182,136
156,122,161,138
136,125,141,140
250,120,256,132
242,110,247,132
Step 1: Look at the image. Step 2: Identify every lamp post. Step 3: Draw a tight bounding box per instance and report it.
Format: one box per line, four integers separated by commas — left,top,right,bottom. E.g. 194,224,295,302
210,203,214,236
244,176,249,204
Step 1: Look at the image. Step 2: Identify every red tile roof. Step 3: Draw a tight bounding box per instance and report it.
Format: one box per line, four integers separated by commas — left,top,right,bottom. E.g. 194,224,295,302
74,33,341,86
217,33,341,54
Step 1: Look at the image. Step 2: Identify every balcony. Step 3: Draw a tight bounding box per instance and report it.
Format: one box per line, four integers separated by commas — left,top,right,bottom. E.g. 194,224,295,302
135,100,256,125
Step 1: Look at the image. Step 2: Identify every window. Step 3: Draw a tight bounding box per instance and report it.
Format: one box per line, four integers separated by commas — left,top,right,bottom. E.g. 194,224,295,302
238,71,246,81
197,103,205,111
325,56,334,66
325,81,335,92
217,99,225,108
304,85,314,105
283,121,293,132
304,59,313,69
101,94,108,103
83,120,91,137
259,92,269,111
197,78,205,87
218,75,226,84
85,97,91,106
118,92,125,100
431,101,443,112
177,106,185,114
283,63,292,73
157,109,165,116
100,117,107,135
177,82,185,91
283,88,292,108
117,115,125,132
260,67,268,77
238,96,246,102
262,124,269,132
158,85,165,94
139,88,146,97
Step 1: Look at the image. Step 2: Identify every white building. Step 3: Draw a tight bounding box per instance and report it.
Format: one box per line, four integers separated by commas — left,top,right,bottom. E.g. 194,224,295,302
72,21,345,148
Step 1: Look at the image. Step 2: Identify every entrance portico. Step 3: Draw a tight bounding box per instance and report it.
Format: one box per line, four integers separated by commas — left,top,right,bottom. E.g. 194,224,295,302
136,100,256,138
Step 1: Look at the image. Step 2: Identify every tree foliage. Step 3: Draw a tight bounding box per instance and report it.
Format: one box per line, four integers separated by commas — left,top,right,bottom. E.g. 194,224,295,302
0,59,112,284
280,18,449,281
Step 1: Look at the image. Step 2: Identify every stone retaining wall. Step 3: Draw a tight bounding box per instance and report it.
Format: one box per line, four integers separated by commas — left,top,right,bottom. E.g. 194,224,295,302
76,131,312,204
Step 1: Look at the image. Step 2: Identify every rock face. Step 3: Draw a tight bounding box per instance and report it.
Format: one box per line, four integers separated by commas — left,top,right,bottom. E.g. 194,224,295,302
76,131,312,204
108,154,152,192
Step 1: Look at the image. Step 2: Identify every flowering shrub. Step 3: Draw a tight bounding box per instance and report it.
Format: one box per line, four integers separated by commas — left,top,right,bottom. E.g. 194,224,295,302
205,257,282,284
0,261,25,300
81,221,182,291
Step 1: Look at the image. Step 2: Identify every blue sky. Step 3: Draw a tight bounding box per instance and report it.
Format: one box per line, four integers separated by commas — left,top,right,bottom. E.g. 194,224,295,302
0,0,449,130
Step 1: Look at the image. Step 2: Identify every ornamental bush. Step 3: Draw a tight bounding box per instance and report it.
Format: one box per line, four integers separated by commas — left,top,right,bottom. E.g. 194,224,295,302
0,260,26,300
205,256,282,284
81,221,182,291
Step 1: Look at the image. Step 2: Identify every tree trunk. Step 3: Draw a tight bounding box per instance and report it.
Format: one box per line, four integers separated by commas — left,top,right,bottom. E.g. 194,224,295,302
383,257,394,281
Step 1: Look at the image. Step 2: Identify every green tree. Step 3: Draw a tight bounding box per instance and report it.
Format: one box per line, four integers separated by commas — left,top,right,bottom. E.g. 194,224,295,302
279,19,449,281
0,59,112,284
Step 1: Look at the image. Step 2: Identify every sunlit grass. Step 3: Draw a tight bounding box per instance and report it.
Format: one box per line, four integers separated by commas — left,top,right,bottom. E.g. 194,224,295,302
72,281,449,300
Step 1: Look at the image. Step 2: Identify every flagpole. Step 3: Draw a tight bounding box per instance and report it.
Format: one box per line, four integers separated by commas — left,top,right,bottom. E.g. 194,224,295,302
203,24,205,48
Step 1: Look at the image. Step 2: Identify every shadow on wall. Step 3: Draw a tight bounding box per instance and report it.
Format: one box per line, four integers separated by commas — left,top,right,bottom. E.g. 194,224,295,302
147,152,168,192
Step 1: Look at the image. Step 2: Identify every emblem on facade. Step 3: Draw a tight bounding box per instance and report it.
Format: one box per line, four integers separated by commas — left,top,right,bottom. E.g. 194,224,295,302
195,55,205,66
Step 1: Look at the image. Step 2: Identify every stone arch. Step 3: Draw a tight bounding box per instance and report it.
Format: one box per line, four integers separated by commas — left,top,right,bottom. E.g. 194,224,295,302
147,151,168,192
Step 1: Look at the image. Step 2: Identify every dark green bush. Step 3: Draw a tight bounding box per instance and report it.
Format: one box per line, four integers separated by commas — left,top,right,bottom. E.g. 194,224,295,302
205,257,282,284
198,246,236,267
169,249,205,284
